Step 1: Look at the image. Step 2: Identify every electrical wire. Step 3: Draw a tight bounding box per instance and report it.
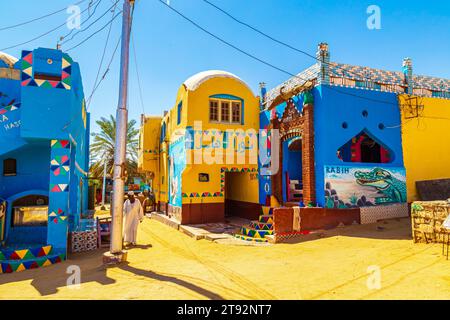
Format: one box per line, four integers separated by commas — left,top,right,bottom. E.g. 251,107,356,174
131,33,146,115
86,37,122,108
86,1,119,108
200,0,376,82
58,0,103,45
0,3,94,52
61,0,121,46
0,0,88,31
65,10,122,52
156,0,397,107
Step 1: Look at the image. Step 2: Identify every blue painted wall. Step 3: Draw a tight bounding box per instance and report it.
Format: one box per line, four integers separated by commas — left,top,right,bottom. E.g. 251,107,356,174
0,48,90,249
313,84,404,206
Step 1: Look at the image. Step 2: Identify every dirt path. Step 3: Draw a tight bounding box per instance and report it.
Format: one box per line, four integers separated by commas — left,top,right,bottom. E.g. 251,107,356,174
0,217,449,299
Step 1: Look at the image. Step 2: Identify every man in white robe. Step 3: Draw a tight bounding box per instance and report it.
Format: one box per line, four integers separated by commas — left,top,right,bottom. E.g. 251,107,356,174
123,191,144,245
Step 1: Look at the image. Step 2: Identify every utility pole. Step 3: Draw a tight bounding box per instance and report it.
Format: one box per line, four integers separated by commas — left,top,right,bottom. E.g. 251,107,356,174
101,158,107,210
103,0,134,264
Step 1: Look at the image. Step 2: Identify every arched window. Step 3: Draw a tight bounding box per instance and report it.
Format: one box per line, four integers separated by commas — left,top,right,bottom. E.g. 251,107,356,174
3,158,17,176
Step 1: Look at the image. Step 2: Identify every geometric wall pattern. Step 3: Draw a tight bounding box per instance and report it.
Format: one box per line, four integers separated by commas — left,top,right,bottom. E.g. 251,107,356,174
47,139,71,252
20,51,72,90
0,245,65,274
51,155,70,176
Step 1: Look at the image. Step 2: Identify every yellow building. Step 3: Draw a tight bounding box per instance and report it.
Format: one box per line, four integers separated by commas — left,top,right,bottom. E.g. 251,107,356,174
138,70,261,224
399,95,450,202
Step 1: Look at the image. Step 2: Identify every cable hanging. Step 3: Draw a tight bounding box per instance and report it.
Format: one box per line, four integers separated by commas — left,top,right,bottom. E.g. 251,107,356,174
58,0,103,46
0,0,88,31
0,2,95,52
156,0,397,106
65,10,122,52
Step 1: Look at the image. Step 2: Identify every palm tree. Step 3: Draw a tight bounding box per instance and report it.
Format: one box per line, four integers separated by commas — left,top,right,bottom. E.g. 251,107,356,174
90,115,139,179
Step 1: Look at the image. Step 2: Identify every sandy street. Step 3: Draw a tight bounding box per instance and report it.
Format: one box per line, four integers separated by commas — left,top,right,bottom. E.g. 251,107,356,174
0,217,449,300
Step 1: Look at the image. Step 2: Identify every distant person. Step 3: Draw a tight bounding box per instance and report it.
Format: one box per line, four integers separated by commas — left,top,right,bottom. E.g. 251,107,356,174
123,191,144,246
142,190,155,215
96,189,102,205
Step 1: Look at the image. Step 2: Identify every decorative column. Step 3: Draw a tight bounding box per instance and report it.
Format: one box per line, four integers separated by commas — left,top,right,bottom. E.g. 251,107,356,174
301,91,316,205
316,43,330,85
402,57,413,94
47,139,71,254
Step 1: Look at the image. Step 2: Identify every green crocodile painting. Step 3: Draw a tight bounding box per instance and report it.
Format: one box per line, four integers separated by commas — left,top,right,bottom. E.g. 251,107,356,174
354,167,406,205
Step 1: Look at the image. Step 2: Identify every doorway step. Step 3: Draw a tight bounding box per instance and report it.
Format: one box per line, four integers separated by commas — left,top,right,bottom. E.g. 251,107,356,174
0,245,65,274
234,206,274,243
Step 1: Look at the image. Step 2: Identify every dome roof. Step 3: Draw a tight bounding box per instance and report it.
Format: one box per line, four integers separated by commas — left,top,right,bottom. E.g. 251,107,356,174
183,70,253,93
0,51,18,68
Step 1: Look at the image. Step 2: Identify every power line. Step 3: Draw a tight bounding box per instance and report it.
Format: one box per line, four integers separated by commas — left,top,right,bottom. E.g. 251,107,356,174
200,0,370,82
0,3,94,52
86,36,122,108
65,10,122,52
87,1,119,109
61,0,120,46
58,0,103,46
156,0,309,87
0,0,88,32
131,34,146,115
156,0,397,107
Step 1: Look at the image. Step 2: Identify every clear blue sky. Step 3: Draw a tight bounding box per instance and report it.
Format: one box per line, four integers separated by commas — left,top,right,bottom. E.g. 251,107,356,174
2,0,450,132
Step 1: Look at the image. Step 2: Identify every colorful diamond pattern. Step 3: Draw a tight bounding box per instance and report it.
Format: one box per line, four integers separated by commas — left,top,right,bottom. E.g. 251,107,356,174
20,51,72,90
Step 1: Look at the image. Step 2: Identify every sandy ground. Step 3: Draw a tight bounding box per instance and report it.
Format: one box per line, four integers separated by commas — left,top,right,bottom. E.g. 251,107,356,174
0,217,449,300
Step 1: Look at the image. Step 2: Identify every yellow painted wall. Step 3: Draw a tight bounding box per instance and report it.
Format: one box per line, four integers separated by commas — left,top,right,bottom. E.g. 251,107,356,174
180,76,260,205
399,95,450,202
138,116,162,174
139,73,261,211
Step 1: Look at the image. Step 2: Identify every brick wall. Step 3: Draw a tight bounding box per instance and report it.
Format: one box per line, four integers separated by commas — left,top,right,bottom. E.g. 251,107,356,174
273,206,361,233
273,207,294,233
302,103,316,204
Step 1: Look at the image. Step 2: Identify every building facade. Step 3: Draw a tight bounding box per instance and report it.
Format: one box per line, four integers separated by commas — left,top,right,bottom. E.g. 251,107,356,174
139,44,449,235
0,48,89,272
139,70,261,224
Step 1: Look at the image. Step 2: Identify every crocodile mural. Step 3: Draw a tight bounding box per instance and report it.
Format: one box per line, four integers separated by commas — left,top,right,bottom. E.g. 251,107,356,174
355,167,407,204
324,165,406,208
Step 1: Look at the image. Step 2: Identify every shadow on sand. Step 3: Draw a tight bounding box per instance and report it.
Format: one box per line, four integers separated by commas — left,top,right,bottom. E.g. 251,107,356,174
0,243,223,299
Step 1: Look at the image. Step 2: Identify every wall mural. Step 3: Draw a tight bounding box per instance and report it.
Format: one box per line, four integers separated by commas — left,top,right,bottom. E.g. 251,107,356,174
324,165,406,208
168,137,186,208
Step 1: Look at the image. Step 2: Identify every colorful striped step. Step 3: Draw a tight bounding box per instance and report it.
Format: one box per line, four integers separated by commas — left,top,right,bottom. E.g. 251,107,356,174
234,234,269,243
258,215,274,224
0,245,52,261
249,221,273,230
241,227,273,238
0,245,65,274
0,253,65,274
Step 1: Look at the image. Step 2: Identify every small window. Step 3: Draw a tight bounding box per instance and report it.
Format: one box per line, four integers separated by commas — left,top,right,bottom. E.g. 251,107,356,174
198,173,209,182
34,72,62,82
221,102,230,122
3,158,16,176
209,100,219,121
232,102,241,123
177,101,182,125
160,122,166,143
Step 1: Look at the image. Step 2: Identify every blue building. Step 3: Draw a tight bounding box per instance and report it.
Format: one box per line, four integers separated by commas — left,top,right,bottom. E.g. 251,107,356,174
259,43,409,210
0,48,89,272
